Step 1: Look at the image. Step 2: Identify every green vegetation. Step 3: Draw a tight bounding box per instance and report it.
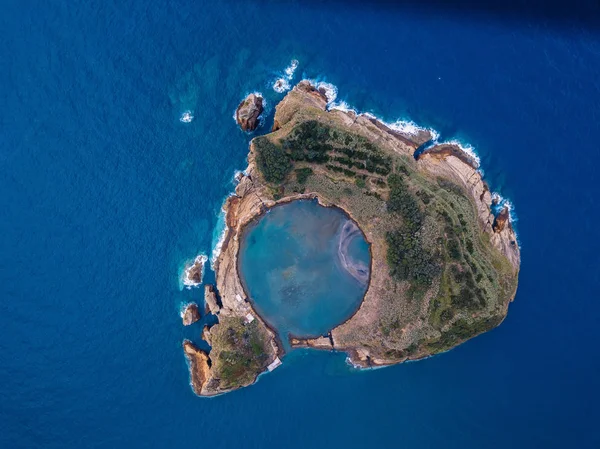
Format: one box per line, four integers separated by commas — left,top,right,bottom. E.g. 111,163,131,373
255,120,392,185
254,137,292,183
385,173,440,286
295,167,313,184
210,317,271,390
426,315,504,353
250,114,516,363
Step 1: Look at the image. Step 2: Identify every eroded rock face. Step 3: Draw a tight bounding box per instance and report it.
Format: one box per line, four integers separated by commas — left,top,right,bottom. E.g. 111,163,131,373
204,284,221,315
182,340,211,396
493,206,510,233
183,255,207,288
182,303,200,326
202,325,212,345
236,93,263,131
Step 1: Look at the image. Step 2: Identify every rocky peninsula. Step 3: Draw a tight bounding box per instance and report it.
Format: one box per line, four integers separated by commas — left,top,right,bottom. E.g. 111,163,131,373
185,81,520,395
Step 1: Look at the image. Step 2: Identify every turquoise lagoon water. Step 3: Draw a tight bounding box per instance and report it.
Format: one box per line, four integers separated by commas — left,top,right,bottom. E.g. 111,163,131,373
239,200,370,340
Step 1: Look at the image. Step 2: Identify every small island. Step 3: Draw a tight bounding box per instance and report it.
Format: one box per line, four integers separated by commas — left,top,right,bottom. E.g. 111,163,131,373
184,81,520,396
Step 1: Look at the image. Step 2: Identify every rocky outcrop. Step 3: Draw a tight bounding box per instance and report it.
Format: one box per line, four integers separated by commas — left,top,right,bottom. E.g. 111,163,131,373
183,255,207,287
182,303,200,326
204,284,221,315
182,340,211,396
418,143,479,169
290,334,333,349
202,325,212,345
417,144,520,271
236,93,263,132
493,205,510,233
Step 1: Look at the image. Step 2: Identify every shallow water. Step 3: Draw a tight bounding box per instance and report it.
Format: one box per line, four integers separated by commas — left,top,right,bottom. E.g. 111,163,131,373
239,200,370,340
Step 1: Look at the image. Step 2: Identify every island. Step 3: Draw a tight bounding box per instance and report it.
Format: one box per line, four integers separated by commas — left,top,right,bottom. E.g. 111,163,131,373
183,81,520,396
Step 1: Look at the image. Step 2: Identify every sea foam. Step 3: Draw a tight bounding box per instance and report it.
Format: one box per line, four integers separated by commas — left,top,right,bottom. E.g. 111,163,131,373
330,100,358,115
273,59,299,93
210,206,229,269
284,59,299,79
179,110,194,123
273,78,291,93
443,139,481,168
387,119,440,142
181,254,207,289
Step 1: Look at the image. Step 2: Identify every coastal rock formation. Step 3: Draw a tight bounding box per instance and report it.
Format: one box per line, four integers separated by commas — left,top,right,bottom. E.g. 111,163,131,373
182,340,211,396
182,303,200,326
236,93,263,131
204,284,221,315
493,205,510,233
190,80,520,395
183,254,207,288
202,325,212,345
290,334,334,349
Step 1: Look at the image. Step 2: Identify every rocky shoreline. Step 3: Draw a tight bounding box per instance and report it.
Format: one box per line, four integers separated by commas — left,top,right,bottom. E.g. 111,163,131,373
184,80,520,395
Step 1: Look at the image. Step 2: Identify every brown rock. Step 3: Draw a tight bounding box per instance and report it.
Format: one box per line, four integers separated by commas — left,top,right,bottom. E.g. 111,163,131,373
493,206,510,233
236,93,263,131
182,303,200,326
289,335,333,349
183,255,207,287
204,284,221,315
182,340,211,395
202,325,212,345
418,143,479,169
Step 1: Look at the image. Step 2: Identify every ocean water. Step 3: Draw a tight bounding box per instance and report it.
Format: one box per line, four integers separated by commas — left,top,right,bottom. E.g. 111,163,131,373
1,1,600,448
239,200,370,340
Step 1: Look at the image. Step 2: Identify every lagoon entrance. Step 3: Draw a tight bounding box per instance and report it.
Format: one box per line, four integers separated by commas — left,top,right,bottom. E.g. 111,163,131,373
239,200,370,340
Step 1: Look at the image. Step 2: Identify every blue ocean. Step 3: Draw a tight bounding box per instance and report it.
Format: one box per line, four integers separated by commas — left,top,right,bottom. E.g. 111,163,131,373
2,1,599,447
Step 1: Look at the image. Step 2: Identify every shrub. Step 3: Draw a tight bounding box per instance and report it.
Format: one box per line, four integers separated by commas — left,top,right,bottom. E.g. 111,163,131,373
254,137,292,183
385,173,440,285
295,167,313,185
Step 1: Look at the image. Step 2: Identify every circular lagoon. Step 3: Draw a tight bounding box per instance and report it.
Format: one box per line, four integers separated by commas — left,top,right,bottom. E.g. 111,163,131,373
239,199,371,339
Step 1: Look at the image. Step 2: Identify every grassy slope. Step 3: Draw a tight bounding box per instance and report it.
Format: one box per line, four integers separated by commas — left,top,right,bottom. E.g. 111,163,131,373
209,316,272,391
251,105,518,359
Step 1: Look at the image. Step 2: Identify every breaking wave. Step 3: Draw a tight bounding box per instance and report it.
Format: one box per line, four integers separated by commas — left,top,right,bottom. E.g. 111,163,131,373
273,78,291,93
181,254,207,289
179,301,197,318
387,119,440,142
210,205,229,269
273,59,299,93
330,100,358,114
443,139,481,168
285,59,299,79
491,192,518,223
179,110,194,123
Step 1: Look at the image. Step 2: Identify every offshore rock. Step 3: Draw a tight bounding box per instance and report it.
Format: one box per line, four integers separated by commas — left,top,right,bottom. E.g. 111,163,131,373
236,93,263,131
183,254,207,288
182,303,200,326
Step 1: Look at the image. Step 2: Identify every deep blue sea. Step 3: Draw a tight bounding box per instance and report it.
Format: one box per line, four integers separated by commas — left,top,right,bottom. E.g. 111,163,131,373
2,1,600,447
